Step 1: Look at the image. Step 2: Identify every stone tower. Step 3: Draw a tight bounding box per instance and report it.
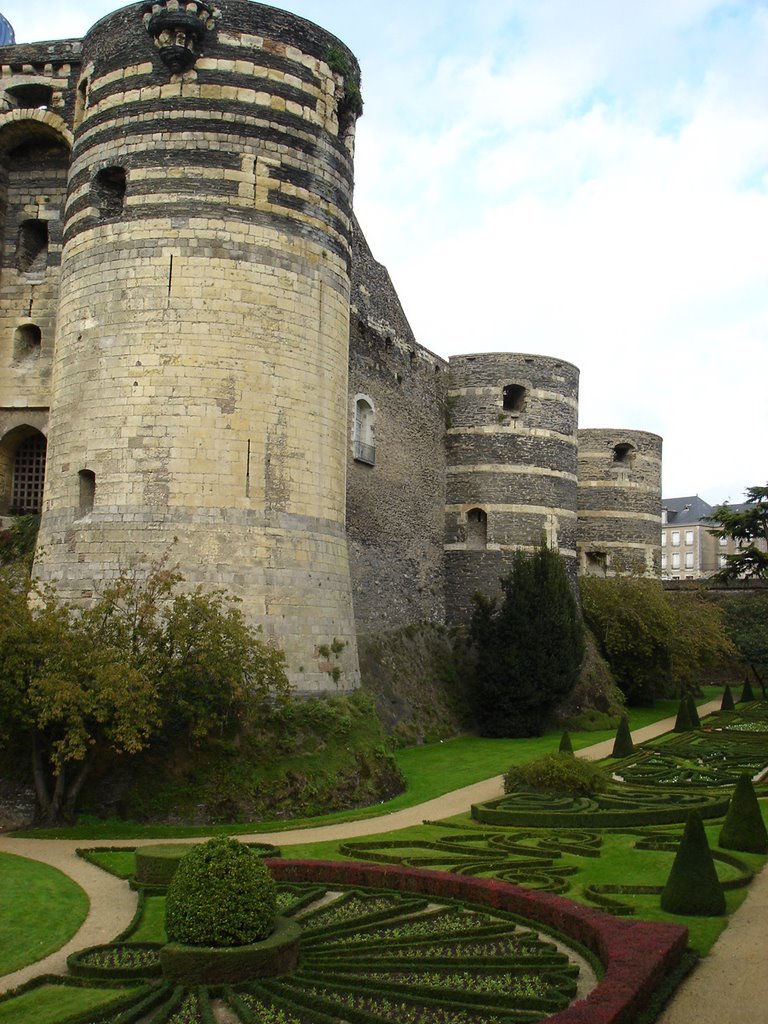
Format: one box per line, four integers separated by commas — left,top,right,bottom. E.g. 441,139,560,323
444,352,580,622
34,1,362,691
576,428,662,576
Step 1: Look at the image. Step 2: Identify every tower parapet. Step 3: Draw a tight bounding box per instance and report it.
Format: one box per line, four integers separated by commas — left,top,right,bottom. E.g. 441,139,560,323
34,0,362,691
444,352,579,622
577,428,662,577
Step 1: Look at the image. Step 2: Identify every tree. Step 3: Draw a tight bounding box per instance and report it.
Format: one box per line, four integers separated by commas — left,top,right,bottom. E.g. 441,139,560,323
580,577,674,706
0,561,290,824
707,485,768,580
665,591,736,695
469,544,584,737
720,594,768,695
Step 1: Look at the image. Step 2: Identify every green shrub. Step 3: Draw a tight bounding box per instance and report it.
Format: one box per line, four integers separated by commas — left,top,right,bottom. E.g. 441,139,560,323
686,696,701,728
718,774,768,854
739,677,755,703
504,753,608,797
611,716,635,758
673,699,693,733
721,685,735,711
165,837,277,947
558,731,574,755
660,812,726,916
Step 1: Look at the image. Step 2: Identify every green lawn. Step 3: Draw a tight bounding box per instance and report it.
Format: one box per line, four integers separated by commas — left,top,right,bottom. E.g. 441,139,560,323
0,984,146,1024
13,695,702,842
0,853,89,975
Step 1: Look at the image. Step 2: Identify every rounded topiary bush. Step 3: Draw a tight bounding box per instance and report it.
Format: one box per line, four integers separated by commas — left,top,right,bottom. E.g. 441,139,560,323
165,837,277,947
504,753,608,797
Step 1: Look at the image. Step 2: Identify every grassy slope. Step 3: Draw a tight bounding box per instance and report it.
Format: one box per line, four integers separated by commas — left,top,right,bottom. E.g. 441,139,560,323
0,853,89,975
14,697,693,841
0,986,145,1024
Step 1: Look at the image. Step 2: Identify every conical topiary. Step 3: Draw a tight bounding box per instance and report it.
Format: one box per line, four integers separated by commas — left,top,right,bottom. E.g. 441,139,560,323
673,698,693,733
718,774,768,854
559,731,574,755
661,811,726,916
720,685,735,712
686,695,701,728
611,715,634,758
739,677,755,703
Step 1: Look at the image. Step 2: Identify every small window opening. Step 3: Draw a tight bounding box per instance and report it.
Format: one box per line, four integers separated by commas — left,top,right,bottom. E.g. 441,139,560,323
353,398,375,465
585,551,608,576
466,507,488,550
10,434,46,515
13,323,42,361
16,219,48,273
78,469,96,516
613,442,635,464
502,383,526,413
74,77,89,126
7,83,53,109
92,167,126,220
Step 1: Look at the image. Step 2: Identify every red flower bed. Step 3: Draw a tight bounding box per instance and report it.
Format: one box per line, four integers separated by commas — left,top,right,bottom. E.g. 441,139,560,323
268,859,688,1024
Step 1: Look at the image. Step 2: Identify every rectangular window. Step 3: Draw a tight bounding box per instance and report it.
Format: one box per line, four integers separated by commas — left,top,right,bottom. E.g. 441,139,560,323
685,530,693,545
661,554,667,569
719,554,728,568
661,533,667,547
685,552,694,569
671,531,680,547
671,553,681,569
719,536,727,547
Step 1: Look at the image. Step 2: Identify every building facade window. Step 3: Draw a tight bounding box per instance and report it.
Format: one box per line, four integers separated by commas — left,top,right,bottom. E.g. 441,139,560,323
466,507,488,550
352,396,375,465
685,552,694,569
661,553,667,570
719,554,728,568
661,532,667,546
671,552,681,570
671,531,680,546
685,530,694,545
78,469,95,516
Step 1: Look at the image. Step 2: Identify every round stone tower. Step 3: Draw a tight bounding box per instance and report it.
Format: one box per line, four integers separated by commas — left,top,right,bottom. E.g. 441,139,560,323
576,429,662,577
34,1,362,691
444,352,579,623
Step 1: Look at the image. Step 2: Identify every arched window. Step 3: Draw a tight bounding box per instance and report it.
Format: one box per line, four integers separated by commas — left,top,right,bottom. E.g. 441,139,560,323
613,442,635,464
502,383,526,413
353,396,375,465
78,469,96,517
9,433,46,514
466,507,488,550
92,166,126,220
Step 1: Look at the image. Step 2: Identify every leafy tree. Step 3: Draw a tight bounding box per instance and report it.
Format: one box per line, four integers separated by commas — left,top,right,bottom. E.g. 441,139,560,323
720,594,768,695
665,591,735,695
707,485,768,580
0,561,290,824
580,577,674,705
469,544,584,737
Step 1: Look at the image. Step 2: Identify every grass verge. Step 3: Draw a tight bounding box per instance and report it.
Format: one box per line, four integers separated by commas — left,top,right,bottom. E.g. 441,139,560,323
0,853,89,975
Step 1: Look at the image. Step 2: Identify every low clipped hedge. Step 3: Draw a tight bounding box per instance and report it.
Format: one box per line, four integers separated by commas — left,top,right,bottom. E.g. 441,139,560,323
268,860,688,1024
159,916,301,985
66,942,163,980
135,841,279,887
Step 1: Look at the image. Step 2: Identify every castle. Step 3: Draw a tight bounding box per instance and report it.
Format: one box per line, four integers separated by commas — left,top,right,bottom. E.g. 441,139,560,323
0,1,662,693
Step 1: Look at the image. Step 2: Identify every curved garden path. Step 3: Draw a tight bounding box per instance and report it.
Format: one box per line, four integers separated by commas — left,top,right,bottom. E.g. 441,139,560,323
0,699,765,1024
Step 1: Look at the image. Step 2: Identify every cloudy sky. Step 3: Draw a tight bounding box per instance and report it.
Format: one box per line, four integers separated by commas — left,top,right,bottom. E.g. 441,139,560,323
4,0,766,505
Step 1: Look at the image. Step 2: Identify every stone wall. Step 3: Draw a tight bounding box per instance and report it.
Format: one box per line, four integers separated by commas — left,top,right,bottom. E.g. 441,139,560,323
346,220,448,632
445,352,579,622
32,0,363,692
577,428,662,576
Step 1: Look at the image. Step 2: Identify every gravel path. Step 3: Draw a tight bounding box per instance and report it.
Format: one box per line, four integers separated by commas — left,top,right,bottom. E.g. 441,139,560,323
1,699,765,1023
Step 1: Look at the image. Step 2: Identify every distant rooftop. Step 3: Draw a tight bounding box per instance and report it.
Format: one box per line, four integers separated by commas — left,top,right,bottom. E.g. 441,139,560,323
0,13,14,46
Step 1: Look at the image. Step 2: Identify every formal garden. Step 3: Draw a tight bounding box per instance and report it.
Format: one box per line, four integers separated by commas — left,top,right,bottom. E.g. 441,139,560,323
1,691,766,1024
